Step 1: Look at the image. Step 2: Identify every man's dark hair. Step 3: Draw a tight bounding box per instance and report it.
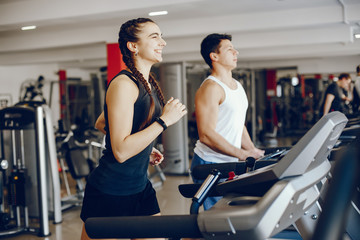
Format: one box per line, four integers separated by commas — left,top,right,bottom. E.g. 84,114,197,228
338,73,350,80
200,33,232,69
356,65,360,74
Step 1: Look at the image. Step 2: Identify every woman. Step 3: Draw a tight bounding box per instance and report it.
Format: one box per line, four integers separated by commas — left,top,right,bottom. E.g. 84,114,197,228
80,18,187,240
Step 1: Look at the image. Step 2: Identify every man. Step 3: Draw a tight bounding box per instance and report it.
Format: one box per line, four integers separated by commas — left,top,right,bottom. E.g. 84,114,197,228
321,73,352,116
191,33,264,210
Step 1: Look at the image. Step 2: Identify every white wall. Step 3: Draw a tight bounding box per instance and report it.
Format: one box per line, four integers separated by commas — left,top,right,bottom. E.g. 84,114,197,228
0,63,58,103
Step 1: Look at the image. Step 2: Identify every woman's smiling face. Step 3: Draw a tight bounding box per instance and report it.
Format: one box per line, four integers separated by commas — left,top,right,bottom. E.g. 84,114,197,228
135,22,166,64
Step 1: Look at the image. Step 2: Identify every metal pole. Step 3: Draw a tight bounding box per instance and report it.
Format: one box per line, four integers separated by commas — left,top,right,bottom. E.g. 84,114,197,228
35,106,50,237
19,130,25,169
181,62,189,172
11,130,16,168
251,69,257,144
43,106,62,224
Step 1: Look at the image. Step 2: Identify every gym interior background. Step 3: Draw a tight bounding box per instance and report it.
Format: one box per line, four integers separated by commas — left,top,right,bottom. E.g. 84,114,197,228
0,0,359,239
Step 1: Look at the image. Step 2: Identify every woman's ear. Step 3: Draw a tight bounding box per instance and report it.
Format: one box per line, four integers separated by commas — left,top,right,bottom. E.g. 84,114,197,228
127,42,137,54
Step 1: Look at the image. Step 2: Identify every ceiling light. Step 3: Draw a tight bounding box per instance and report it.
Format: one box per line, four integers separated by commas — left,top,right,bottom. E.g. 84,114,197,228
21,25,36,31
355,34,360,39
149,11,168,16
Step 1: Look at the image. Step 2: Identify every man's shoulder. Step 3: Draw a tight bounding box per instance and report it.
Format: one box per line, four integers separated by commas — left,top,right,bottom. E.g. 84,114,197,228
196,79,224,103
327,82,337,90
197,79,224,97
201,78,223,90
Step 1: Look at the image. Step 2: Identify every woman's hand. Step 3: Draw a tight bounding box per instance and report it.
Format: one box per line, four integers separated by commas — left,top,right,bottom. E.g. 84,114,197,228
149,147,164,166
160,97,187,127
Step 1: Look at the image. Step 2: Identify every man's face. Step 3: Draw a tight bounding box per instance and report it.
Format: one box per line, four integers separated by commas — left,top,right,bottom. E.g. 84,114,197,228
214,39,238,70
340,77,352,89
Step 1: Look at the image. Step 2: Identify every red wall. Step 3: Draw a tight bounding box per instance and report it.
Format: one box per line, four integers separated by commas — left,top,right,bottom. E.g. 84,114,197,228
106,43,126,85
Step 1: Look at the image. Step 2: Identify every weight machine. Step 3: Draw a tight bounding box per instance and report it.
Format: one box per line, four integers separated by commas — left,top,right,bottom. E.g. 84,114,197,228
0,103,62,237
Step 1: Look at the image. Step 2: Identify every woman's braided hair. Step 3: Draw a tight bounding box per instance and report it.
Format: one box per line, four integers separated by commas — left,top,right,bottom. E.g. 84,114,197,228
118,18,166,130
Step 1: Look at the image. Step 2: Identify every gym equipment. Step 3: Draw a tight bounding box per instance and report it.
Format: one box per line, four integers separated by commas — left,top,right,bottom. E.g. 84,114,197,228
192,147,288,178
84,111,347,239
179,148,288,199
0,104,62,237
190,169,221,214
183,115,360,240
326,119,360,240
49,77,99,137
330,117,360,160
311,135,360,240
19,76,46,104
56,129,89,208
55,121,104,209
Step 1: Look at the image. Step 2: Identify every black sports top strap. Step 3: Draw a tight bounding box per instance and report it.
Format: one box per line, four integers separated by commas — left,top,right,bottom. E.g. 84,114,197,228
119,70,138,84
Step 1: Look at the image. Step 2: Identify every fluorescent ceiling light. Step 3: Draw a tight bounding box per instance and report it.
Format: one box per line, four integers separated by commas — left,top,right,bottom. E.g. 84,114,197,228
355,34,360,39
149,11,168,16
21,25,36,31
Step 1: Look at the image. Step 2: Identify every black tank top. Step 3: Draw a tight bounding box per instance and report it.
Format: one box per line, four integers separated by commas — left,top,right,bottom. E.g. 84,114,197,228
88,70,162,195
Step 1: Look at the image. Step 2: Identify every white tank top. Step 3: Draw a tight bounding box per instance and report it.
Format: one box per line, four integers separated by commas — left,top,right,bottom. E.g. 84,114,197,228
194,75,248,163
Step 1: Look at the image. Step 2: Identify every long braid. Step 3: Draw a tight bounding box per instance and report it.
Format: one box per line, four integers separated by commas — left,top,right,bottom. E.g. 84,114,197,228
127,61,155,130
149,74,165,106
118,18,163,130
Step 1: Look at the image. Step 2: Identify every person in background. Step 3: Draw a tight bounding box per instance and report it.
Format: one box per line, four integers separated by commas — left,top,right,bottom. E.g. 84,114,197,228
80,18,187,240
191,33,264,210
321,73,352,116
351,65,360,113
